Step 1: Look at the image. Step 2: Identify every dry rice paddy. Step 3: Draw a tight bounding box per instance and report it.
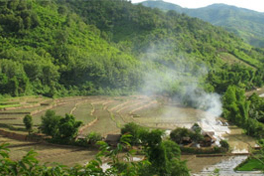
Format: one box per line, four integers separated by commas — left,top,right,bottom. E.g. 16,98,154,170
0,95,258,171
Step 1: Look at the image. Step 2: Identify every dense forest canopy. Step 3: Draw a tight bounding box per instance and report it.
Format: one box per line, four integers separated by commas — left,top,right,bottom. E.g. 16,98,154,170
0,0,264,98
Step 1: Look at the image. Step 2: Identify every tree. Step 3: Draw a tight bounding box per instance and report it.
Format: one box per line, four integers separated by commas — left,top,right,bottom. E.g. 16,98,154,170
141,130,189,176
170,127,191,144
190,123,204,143
40,110,83,142
121,122,148,145
222,85,249,126
86,132,102,145
220,140,229,150
40,110,61,138
23,114,33,134
58,114,82,141
162,140,181,160
0,129,190,175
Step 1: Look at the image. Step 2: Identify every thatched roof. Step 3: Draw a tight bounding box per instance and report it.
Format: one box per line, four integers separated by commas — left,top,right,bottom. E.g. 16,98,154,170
202,132,216,142
105,134,121,143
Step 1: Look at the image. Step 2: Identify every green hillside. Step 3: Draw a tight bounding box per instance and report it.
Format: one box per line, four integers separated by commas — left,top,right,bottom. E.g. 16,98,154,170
0,0,142,97
141,1,264,48
0,0,264,98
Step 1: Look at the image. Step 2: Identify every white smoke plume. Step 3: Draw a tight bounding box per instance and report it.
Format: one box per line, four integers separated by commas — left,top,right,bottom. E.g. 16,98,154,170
140,42,229,141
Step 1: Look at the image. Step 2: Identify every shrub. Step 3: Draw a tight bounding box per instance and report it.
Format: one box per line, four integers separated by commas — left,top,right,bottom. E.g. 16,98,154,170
121,122,148,145
220,140,229,150
86,132,102,145
170,127,191,144
23,114,33,134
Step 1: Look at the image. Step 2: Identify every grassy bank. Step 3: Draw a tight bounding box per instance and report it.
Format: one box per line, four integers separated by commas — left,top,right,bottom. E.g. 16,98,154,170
236,157,264,171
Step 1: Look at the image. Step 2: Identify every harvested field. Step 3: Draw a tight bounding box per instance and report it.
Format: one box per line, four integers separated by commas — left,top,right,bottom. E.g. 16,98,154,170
4,106,44,113
0,135,34,146
223,125,256,153
83,105,120,136
37,149,97,166
81,105,120,136
7,142,97,166
0,114,24,125
0,95,260,173
72,102,95,124
32,100,82,124
0,96,50,110
106,100,127,110
0,134,97,167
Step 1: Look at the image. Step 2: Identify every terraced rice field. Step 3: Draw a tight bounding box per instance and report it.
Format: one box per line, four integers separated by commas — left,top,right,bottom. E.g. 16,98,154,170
0,95,260,173
81,104,120,136
131,105,207,129
72,101,94,124
0,114,23,125
0,95,255,140
0,96,148,136
0,135,33,146
0,135,97,166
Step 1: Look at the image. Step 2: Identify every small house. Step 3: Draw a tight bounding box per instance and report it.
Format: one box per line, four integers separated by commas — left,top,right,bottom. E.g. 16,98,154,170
105,134,121,146
182,136,192,145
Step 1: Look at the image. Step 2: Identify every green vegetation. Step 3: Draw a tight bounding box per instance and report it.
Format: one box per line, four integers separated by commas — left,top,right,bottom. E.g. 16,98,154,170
141,1,264,48
223,86,264,139
220,140,229,150
121,122,148,145
40,110,61,138
1,0,264,99
1,0,264,172
236,158,264,171
0,133,190,175
40,110,82,143
236,139,264,171
170,126,203,145
120,123,190,175
0,0,142,97
23,114,33,134
85,132,102,145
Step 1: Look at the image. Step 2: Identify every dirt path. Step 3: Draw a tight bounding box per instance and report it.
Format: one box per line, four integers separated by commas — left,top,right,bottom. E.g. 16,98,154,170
245,86,264,97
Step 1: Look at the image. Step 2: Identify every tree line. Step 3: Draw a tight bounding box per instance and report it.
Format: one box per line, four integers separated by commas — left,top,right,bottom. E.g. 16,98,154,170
223,86,264,139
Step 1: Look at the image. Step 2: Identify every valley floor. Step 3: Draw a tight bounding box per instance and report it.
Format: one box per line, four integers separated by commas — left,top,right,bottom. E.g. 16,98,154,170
0,95,260,174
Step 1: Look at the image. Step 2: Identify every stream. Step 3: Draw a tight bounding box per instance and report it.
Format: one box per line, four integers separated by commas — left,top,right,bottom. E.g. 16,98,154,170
192,155,263,176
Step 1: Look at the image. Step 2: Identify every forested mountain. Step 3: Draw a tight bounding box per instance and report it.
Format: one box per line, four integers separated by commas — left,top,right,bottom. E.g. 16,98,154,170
141,1,264,48
0,0,264,98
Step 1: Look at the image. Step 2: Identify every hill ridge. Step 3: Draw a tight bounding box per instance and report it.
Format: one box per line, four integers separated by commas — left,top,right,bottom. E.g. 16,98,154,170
140,1,264,47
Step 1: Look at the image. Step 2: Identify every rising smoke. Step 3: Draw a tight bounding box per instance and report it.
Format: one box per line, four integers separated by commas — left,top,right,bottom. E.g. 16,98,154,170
140,42,229,140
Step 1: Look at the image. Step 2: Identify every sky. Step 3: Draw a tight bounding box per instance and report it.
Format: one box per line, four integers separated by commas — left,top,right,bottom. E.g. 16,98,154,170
131,0,264,12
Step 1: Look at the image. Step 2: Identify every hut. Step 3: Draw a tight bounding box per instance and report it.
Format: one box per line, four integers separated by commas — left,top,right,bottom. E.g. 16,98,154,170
201,131,216,147
182,137,192,145
105,134,121,146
